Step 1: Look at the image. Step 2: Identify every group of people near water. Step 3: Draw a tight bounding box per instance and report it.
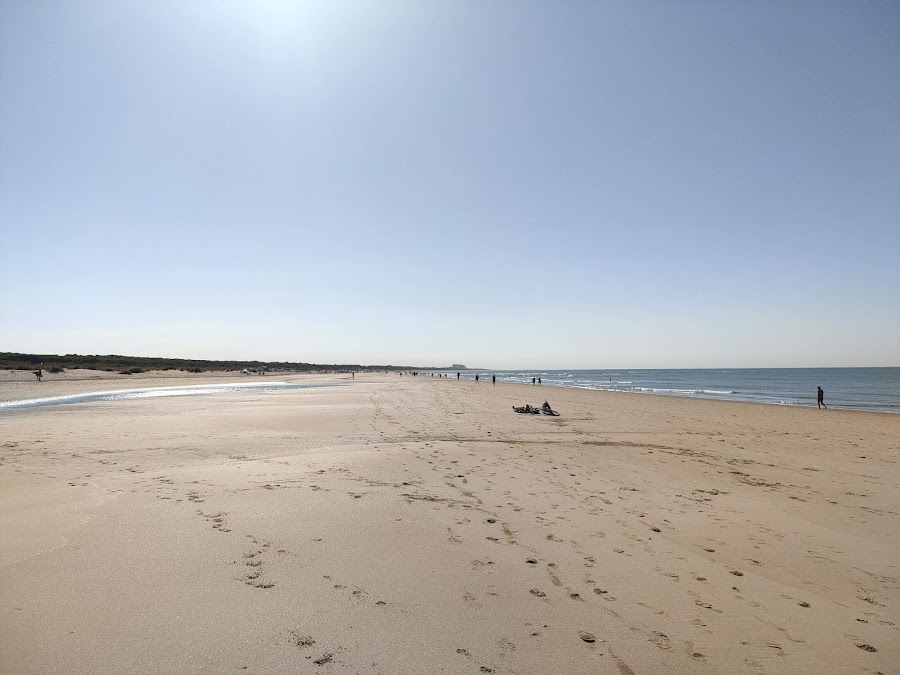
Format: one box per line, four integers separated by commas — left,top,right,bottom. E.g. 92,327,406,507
462,374,543,386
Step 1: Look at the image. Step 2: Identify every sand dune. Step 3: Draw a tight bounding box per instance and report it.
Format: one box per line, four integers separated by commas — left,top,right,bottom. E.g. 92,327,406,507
1,372,897,674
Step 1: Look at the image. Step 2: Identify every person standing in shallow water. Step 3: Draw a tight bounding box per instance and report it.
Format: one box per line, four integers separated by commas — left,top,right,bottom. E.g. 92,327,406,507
475,374,479,382
492,374,496,386
817,386,826,409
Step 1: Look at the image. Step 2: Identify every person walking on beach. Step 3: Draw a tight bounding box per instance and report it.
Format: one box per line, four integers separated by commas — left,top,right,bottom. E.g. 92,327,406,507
538,377,541,386
817,386,826,409
475,374,479,382
457,372,460,380
33,369,42,382
532,377,536,385
492,374,496,386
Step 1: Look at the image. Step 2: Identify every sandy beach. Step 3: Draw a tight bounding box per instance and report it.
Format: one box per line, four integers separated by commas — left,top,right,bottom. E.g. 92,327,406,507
1,370,897,674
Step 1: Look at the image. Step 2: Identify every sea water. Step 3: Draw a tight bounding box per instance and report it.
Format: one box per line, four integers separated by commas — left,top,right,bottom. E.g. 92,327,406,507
451,368,899,413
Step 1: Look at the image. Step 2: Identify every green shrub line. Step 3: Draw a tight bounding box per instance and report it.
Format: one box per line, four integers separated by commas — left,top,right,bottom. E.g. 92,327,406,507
1,352,429,373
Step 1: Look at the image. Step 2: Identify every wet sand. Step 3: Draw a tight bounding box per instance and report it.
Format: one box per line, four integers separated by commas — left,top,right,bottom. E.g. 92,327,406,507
1,371,897,674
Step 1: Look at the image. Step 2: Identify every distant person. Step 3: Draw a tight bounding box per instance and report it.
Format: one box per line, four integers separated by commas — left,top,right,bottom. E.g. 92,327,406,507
538,377,541,385
492,374,496,386
475,374,479,382
33,369,42,382
817,386,826,409
457,372,460,380
532,377,536,385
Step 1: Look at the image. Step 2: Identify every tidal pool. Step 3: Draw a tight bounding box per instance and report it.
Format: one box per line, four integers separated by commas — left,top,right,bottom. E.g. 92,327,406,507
0,382,344,411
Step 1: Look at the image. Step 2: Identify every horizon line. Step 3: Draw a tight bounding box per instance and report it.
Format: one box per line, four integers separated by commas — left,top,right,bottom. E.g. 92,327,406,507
2,351,897,371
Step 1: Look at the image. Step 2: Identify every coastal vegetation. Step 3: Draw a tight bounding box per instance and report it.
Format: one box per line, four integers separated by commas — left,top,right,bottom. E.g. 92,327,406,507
0,352,423,373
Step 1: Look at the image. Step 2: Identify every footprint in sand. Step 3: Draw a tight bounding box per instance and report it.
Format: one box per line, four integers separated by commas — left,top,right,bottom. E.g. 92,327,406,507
288,631,315,648
463,592,483,609
649,631,671,651
579,632,596,643
498,638,516,652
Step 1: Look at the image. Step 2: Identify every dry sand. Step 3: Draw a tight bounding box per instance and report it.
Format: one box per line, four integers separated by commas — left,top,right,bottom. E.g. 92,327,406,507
1,370,897,674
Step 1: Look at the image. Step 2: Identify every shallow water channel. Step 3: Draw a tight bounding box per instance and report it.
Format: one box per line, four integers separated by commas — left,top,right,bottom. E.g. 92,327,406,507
0,382,344,411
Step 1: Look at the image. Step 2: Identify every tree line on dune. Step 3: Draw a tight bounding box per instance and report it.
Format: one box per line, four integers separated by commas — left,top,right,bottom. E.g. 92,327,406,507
0,352,424,374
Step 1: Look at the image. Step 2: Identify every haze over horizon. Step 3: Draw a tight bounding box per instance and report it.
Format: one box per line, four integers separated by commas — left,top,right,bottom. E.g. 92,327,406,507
2,1,898,369
3,349,900,373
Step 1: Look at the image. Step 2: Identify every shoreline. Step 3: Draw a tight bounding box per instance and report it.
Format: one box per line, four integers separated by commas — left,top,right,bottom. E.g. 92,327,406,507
565,384,900,415
471,367,900,414
2,367,896,415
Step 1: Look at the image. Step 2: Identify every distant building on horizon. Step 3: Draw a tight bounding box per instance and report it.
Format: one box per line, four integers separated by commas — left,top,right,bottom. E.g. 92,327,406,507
450,364,467,370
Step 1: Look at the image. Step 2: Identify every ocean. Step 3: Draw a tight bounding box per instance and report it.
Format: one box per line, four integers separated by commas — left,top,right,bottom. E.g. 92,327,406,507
449,368,899,413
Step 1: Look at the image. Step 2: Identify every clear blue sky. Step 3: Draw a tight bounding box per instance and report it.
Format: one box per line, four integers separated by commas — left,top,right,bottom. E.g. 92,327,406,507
1,1,898,368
